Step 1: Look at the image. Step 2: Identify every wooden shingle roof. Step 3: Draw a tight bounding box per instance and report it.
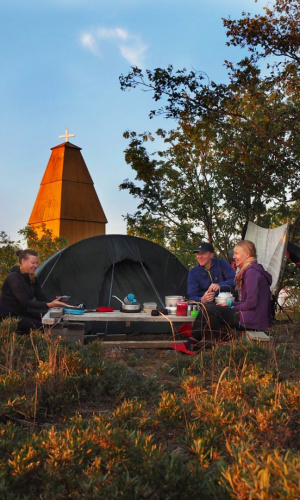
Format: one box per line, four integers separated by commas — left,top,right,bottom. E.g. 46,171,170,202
28,141,107,245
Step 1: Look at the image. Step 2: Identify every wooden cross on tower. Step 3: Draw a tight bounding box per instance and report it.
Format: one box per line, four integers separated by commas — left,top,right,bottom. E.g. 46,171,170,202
59,127,75,142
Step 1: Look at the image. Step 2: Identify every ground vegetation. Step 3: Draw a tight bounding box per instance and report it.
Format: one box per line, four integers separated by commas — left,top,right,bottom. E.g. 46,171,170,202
0,311,299,498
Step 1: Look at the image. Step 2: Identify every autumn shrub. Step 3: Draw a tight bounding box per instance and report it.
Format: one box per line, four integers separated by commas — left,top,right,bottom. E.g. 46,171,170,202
0,321,159,423
221,449,300,499
0,416,228,499
0,317,300,498
156,390,187,426
0,412,223,499
112,398,150,430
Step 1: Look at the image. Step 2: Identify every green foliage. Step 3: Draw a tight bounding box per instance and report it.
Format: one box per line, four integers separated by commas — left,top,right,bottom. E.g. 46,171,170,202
119,0,300,272
18,225,67,264
0,225,67,289
0,232,20,288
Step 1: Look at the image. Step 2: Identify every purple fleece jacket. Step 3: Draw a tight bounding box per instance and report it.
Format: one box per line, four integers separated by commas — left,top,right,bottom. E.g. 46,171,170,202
233,263,272,330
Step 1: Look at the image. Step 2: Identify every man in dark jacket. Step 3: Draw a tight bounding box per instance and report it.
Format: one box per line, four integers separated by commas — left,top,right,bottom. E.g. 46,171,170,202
187,242,235,302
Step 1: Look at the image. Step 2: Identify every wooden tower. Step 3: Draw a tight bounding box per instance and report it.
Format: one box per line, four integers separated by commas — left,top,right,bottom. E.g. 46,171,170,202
28,130,107,246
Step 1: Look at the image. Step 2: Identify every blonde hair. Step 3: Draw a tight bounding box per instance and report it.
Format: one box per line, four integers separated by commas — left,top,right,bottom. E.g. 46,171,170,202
234,240,257,259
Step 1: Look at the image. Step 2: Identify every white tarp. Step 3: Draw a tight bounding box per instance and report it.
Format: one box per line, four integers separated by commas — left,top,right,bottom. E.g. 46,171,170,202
244,221,289,292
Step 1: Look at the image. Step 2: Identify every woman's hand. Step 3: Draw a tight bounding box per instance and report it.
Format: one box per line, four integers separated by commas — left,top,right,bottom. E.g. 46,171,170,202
47,300,69,308
217,301,233,307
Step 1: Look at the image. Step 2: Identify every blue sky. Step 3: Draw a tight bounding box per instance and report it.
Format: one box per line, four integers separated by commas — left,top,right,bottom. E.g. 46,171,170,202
1,0,271,244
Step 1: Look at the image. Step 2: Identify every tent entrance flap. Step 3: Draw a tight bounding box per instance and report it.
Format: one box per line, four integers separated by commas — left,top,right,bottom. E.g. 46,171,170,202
106,259,163,310
139,261,165,308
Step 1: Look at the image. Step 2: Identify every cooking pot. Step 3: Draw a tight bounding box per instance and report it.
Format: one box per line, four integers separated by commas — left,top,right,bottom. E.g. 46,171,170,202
165,295,184,308
215,292,234,305
112,294,141,313
120,304,141,313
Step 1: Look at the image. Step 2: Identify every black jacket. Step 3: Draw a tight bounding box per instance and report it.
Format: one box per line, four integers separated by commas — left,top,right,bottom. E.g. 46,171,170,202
0,266,48,316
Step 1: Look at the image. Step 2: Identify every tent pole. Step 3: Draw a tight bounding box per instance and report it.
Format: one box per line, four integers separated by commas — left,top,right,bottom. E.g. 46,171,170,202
40,253,62,288
105,264,115,334
139,261,165,308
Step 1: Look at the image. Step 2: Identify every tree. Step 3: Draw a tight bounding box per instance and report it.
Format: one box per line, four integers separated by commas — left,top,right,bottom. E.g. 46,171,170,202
121,123,238,268
119,0,300,272
18,225,67,264
0,225,67,288
0,232,20,287
223,0,300,65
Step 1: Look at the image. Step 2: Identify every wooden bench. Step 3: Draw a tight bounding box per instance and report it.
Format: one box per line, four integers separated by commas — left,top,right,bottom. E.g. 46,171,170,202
245,330,273,343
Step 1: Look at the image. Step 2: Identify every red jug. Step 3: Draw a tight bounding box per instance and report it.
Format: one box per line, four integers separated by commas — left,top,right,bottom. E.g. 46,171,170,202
176,300,188,316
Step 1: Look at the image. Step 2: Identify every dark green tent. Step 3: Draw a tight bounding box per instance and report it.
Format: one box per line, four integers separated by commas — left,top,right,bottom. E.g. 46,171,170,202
37,234,188,334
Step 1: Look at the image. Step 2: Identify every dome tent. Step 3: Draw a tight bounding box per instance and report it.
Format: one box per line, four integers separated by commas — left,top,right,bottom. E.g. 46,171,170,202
37,234,188,334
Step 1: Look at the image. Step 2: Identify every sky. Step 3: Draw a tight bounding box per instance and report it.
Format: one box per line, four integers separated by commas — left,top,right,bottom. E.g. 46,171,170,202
0,0,272,245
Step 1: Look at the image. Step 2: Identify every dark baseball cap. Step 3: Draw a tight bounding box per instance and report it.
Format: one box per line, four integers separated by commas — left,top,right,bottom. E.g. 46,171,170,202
193,242,214,253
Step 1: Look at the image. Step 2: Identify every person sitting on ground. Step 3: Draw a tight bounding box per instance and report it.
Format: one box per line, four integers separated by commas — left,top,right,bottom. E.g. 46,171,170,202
173,240,272,354
187,242,235,303
0,249,66,334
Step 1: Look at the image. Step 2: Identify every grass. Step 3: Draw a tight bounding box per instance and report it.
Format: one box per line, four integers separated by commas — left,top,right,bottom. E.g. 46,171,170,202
0,313,299,498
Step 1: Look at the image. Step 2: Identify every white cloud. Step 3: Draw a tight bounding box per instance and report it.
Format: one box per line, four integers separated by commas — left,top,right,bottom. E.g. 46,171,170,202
80,26,148,67
81,33,99,55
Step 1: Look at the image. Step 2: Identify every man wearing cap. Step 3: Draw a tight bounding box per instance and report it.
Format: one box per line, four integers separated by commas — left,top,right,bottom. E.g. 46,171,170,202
187,242,235,302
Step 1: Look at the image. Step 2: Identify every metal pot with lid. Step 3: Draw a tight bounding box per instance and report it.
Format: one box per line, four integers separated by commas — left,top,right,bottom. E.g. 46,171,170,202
215,292,234,305
165,296,184,308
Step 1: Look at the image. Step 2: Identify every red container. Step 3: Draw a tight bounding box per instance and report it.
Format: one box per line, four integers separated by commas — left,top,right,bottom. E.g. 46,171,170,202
176,300,188,316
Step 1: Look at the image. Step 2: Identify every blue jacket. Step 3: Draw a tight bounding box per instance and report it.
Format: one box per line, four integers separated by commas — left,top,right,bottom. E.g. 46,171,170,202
187,258,235,301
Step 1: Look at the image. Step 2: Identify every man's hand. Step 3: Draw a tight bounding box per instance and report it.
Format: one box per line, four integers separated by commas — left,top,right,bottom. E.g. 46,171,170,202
208,283,220,292
201,290,215,303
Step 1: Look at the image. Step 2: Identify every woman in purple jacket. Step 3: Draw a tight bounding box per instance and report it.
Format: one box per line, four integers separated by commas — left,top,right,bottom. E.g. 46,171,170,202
172,240,272,354
0,249,65,334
